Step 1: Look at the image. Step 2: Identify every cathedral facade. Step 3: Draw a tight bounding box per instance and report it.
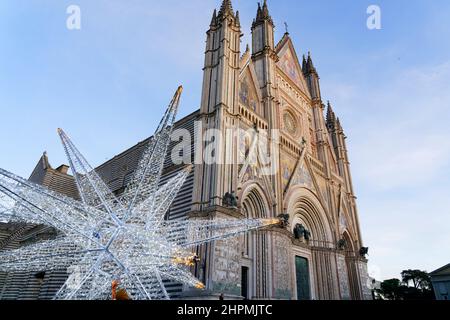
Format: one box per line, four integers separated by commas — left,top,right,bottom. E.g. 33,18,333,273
182,0,371,300
0,0,371,300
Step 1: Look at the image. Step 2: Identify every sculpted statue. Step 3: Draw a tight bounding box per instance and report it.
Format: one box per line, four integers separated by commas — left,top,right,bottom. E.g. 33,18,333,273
359,247,369,257
222,191,238,208
304,228,311,241
294,224,311,241
222,192,231,207
277,214,290,228
293,224,305,239
337,239,346,250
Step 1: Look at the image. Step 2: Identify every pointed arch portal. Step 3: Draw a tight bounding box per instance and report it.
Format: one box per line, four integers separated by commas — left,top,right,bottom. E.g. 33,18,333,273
240,184,271,299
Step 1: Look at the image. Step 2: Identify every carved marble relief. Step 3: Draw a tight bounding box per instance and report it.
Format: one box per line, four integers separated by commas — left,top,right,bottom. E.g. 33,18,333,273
239,71,258,112
292,164,313,189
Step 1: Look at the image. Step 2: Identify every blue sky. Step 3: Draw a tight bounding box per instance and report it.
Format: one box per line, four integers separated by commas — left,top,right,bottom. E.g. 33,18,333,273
1,0,449,281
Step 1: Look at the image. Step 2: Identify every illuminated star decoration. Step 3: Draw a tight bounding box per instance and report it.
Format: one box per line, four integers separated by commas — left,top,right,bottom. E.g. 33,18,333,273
0,86,281,300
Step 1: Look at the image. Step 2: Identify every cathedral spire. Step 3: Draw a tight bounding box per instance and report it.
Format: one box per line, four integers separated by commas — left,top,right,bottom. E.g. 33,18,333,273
198,0,241,212
303,51,321,100
304,51,318,75
201,0,240,115
235,10,240,26
210,9,217,26
326,101,337,127
256,2,262,20
251,0,275,54
218,0,234,18
253,0,274,27
262,0,270,17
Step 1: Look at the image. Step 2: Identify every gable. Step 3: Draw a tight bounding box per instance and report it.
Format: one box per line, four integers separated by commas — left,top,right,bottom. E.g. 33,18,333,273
282,151,318,196
291,161,314,190
29,153,51,183
239,65,261,114
276,38,311,99
237,134,276,203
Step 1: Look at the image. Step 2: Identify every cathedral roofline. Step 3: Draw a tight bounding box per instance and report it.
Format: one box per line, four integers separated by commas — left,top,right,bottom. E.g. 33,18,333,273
95,110,200,172
275,32,290,53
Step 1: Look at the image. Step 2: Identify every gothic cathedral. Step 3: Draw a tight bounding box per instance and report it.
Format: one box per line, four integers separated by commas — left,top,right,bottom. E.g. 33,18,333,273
190,0,371,300
0,0,371,300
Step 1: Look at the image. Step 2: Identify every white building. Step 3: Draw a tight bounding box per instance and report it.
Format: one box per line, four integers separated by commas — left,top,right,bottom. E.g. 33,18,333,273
430,264,450,300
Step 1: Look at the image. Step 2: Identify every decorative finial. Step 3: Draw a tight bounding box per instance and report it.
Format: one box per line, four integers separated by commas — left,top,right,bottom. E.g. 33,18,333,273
218,0,234,17
304,51,317,75
262,0,269,12
284,22,289,34
326,101,336,126
253,0,273,26
210,9,217,26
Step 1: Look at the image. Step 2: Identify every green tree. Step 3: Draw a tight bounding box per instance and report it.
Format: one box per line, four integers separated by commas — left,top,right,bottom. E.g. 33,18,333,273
401,269,431,290
377,270,435,300
378,278,402,300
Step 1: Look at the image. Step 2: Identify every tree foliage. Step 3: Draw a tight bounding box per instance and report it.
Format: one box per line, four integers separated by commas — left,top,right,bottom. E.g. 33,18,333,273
376,269,434,300
401,269,431,290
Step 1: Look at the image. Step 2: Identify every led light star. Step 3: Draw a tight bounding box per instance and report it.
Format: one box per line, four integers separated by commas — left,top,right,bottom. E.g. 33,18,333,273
0,87,281,300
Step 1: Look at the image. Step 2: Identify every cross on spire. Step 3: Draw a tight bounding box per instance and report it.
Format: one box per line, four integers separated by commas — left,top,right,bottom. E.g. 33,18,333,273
284,22,289,34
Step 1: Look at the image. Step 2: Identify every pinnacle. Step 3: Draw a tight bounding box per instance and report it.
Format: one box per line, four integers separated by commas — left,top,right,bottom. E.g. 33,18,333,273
218,0,234,17
304,51,318,75
326,101,336,124
262,0,270,17
253,0,273,26
210,9,217,26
